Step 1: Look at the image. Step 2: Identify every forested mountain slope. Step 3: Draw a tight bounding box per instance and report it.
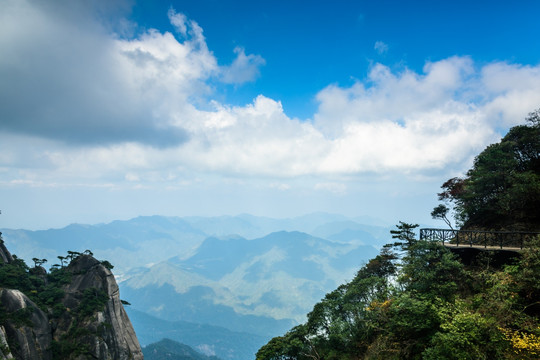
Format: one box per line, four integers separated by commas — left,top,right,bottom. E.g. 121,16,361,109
143,338,222,360
257,226,540,359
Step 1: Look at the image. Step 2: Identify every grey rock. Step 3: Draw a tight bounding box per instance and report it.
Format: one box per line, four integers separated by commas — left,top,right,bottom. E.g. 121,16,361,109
57,255,143,360
0,326,14,359
0,289,52,360
0,234,13,264
0,251,143,360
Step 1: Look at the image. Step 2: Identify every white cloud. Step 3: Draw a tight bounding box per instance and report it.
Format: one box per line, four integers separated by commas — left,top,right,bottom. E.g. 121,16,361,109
221,46,266,84
2,1,540,192
480,62,540,126
168,8,188,36
180,58,539,177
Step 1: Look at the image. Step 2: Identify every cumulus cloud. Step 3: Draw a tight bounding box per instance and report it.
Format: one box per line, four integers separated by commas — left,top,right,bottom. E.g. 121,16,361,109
309,58,540,174
221,46,266,84
167,8,188,36
178,58,540,177
2,0,540,189
479,62,540,126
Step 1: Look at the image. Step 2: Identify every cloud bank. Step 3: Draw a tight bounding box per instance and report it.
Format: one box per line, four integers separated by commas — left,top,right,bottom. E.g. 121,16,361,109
1,0,540,189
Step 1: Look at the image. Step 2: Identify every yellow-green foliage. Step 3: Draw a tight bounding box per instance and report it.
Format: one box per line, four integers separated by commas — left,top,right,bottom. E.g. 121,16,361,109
500,327,540,359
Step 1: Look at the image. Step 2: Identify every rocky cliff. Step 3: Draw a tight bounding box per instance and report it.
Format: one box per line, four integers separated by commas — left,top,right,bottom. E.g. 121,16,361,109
0,235,143,359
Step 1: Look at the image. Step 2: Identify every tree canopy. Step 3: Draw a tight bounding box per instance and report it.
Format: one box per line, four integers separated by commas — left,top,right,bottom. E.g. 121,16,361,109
438,109,540,230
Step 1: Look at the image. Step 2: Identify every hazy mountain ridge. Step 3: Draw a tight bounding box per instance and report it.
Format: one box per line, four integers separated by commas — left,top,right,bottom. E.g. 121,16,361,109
143,338,222,360
1,216,207,274
1,213,390,274
1,213,390,360
122,230,380,325
129,309,269,360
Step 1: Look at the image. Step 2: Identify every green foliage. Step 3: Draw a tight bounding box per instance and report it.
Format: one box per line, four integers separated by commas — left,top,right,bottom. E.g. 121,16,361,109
256,324,314,360
439,109,540,230
257,248,400,360
386,293,440,356
51,338,92,359
144,338,223,360
399,241,466,301
0,257,32,292
426,299,507,360
77,288,109,318
0,244,119,359
31,257,47,267
258,223,540,359
0,252,74,326
388,222,419,251
50,287,109,360
431,204,454,230
0,305,34,328
508,236,540,316
100,260,114,270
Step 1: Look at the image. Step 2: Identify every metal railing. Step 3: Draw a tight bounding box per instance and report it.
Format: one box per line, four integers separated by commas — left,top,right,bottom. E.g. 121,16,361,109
419,228,540,250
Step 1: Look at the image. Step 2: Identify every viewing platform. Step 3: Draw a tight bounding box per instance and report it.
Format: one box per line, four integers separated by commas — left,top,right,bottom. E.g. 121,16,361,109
419,228,540,251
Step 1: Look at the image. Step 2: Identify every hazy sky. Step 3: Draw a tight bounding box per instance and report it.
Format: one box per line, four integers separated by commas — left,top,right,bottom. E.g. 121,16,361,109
1,0,540,230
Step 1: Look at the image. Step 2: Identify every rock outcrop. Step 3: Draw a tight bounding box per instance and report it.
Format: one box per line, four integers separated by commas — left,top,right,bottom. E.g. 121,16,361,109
0,241,143,360
0,234,13,264
55,255,143,360
0,289,51,360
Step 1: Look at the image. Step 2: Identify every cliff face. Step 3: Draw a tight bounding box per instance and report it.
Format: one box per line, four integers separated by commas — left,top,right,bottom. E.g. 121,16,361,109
55,255,143,360
0,289,51,360
0,242,13,264
0,241,143,360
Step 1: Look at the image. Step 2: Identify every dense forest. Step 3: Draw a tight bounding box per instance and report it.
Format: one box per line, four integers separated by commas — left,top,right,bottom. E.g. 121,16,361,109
256,111,540,359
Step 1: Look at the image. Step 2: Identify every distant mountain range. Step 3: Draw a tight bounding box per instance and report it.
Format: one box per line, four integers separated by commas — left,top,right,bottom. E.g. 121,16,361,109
1,213,391,273
143,338,222,360
1,213,392,360
122,231,380,326
131,310,260,360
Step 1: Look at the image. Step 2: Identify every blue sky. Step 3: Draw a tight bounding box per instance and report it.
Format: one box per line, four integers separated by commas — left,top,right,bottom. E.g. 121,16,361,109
1,0,540,230
131,0,540,119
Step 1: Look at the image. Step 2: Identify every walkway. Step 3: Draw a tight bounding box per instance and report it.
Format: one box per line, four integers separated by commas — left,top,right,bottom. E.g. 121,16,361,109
419,228,540,251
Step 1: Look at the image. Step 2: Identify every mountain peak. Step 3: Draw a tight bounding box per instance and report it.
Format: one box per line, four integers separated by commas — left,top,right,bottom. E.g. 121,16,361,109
0,242,143,360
